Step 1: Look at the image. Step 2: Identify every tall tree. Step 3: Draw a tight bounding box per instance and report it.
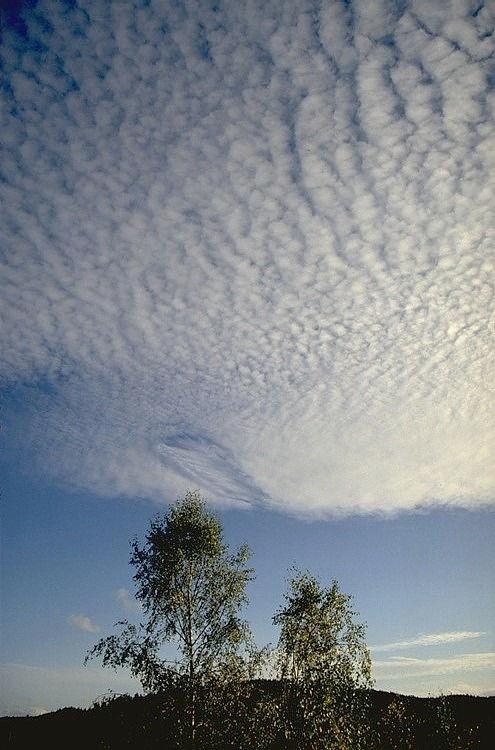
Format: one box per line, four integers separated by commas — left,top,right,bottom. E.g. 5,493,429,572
273,570,373,750
86,490,254,748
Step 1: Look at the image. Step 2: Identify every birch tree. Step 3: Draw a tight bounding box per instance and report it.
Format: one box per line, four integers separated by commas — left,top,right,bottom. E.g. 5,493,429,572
273,570,373,750
87,491,254,748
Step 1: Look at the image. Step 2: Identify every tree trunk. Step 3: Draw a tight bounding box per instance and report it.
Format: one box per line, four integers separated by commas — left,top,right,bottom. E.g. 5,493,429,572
187,564,196,749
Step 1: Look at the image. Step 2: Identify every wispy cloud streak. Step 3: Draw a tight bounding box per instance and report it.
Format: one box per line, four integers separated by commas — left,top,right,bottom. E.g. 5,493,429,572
372,631,486,652
1,0,494,515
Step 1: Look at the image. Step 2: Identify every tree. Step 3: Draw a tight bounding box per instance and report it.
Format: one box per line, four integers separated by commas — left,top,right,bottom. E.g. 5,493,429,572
86,490,254,748
273,570,373,750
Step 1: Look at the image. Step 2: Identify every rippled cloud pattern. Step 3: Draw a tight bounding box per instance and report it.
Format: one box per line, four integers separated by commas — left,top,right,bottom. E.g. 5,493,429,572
2,0,494,515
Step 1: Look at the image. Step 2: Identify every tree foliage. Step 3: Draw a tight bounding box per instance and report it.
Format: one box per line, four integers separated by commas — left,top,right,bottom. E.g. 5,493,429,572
86,508,376,748
273,570,373,750
78,506,476,750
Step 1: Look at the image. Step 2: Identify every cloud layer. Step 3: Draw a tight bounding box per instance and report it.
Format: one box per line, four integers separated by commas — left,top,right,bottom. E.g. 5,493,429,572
373,651,495,680
2,0,494,515
0,663,140,716
373,650,495,695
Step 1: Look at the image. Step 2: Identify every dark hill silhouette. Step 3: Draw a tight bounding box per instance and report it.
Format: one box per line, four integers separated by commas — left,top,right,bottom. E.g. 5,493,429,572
1,685,494,749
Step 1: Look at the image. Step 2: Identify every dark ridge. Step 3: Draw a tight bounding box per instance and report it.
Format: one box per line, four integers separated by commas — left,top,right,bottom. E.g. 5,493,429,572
1,685,494,749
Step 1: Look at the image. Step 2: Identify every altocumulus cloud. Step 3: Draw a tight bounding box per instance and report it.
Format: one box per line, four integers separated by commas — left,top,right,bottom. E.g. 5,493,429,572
1,0,494,516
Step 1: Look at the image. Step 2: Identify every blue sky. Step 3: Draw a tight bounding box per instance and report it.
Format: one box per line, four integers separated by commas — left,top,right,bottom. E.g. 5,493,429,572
1,0,494,715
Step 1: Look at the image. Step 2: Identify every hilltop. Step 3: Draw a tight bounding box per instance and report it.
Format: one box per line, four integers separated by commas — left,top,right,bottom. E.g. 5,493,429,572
2,686,494,749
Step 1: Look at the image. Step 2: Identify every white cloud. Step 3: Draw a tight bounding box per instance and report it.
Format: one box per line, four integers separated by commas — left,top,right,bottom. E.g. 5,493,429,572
1,0,494,516
115,588,142,615
372,630,486,652
68,614,100,634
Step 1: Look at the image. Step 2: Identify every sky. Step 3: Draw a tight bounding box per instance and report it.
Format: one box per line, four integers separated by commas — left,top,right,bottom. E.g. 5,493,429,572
1,0,494,716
